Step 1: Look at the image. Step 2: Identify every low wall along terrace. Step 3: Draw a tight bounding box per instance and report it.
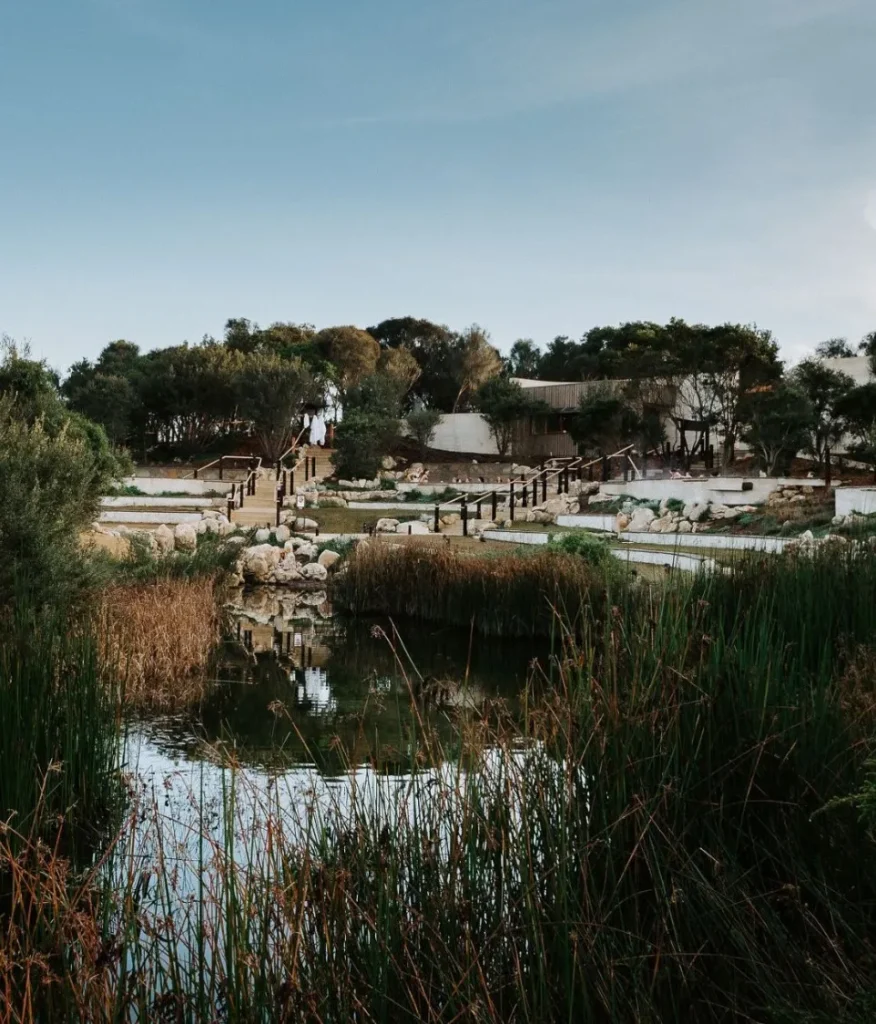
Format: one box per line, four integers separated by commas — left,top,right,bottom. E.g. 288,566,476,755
835,487,876,517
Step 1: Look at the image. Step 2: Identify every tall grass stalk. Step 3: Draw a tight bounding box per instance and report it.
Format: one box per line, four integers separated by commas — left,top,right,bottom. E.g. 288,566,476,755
4,547,876,1021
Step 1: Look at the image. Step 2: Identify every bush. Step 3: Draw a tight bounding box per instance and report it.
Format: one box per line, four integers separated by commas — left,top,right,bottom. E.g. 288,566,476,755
379,477,397,491
405,407,442,458
547,529,614,567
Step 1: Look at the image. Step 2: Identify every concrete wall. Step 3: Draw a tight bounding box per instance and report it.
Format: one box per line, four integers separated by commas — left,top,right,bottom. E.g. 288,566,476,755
420,414,499,456
835,487,876,516
599,477,825,507
122,476,230,496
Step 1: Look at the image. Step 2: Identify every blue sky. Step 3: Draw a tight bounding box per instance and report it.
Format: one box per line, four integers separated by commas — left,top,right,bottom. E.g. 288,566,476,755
2,0,875,372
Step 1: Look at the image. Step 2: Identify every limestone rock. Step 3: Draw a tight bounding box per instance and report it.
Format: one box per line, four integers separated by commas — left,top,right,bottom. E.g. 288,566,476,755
317,495,347,508
627,507,656,533
271,558,303,584
241,544,282,582
154,524,176,554
381,455,397,470
301,562,329,582
225,535,246,547
317,550,341,570
202,517,220,535
683,502,709,523
273,525,290,543
677,520,692,534
254,528,271,543
440,513,460,527
396,521,431,535
174,523,198,552
295,543,318,562
292,517,319,532
376,518,400,533
616,512,631,532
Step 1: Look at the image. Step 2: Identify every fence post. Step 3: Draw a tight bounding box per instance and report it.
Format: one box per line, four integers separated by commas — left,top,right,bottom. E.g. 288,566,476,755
557,468,563,495
521,477,528,508
194,468,199,480
532,476,537,506
588,463,594,482
239,483,244,508
290,470,295,494
564,466,570,493
282,470,288,498
305,458,310,482
276,486,282,527
275,459,280,480
311,456,317,478
541,472,547,504
476,497,482,520
510,482,515,521
219,456,224,481
461,497,468,537
602,456,609,482
491,491,497,521
434,505,440,533
227,497,233,521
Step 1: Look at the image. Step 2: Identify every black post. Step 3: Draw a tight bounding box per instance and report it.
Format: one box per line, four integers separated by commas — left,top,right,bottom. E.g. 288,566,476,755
541,472,547,504
602,456,609,482
564,466,570,493
557,468,563,495
194,468,199,480
239,484,244,508
231,482,236,503
282,470,288,497
532,476,538,506
434,505,440,533
275,459,280,480
227,497,233,521
305,458,310,482
290,470,295,493
510,482,515,521
623,461,629,483
461,497,468,537
588,463,594,482
276,488,282,527
476,498,482,520
219,456,224,481
491,491,497,521
311,456,317,478
521,477,528,508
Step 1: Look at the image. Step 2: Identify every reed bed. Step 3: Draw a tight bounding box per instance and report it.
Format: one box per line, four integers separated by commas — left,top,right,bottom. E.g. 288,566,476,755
334,543,628,636
97,578,222,709
3,547,876,1021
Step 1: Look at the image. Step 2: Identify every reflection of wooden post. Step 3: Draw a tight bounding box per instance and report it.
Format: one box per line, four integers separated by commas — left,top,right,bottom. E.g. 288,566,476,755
434,505,440,532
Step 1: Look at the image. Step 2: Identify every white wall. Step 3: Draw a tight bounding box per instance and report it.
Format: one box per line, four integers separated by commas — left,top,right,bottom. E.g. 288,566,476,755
122,476,229,496
413,413,499,456
600,477,825,506
835,487,876,516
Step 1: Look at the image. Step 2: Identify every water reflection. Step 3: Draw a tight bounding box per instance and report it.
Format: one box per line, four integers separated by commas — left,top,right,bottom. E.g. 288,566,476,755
130,586,545,777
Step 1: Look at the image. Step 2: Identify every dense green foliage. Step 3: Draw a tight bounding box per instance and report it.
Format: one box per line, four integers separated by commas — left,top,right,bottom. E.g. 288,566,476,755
475,377,548,457
332,375,404,479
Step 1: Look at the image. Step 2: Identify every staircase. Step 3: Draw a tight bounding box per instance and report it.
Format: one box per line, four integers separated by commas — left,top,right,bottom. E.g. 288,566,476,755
232,447,335,529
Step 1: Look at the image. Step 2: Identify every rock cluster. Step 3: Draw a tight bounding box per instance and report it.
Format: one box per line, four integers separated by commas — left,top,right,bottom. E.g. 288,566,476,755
617,499,760,534
767,485,818,507
236,528,344,586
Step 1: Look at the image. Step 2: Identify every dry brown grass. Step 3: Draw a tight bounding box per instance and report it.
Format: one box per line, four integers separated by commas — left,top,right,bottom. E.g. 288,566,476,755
97,578,222,708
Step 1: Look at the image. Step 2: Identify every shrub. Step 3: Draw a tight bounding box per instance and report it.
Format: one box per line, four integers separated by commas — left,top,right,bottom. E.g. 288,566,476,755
547,529,614,567
405,407,442,458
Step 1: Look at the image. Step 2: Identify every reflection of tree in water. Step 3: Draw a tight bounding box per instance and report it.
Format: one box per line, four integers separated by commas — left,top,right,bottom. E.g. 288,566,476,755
148,609,544,776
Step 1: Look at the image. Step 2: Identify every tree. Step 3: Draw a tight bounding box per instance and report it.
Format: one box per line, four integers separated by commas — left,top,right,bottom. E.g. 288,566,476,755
506,339,542,379
836,383,876,476
568,387,642,458
739,384,812,476
451,325,502,412
816,338,856,359
314,326,380,401
476,377,547,459
332,375,403,480
368,317,459,410
788,359,854,469
378,347,421,396
234,354,321,461
405,407,443,458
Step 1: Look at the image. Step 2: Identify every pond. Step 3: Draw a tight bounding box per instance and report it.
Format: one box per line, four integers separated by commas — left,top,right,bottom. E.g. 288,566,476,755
122,586,548,859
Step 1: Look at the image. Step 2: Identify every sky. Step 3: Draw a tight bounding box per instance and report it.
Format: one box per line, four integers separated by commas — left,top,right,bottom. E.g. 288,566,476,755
2,0,876,373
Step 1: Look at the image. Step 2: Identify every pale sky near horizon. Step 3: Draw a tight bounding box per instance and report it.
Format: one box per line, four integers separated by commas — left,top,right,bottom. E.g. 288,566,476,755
2,0,876,374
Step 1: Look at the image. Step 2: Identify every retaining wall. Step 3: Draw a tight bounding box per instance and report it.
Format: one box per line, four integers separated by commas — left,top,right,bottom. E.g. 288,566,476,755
835,487,876,517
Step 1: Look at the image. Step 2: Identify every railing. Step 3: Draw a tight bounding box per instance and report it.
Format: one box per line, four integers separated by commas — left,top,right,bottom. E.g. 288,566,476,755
224,457,263,520
432,445,637,537
185,454,259,481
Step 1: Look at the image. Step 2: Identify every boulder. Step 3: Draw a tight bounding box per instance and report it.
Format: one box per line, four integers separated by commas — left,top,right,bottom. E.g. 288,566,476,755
201,517,220,535
616,512,631,533
219,520,237,536
173,523,198,551
440,513,460,527
317,495,347,508
254,528,271,543
82,528,131,558
317,550,341,570
790,494,807,504
241,544,282,582
301,562,329,582
682,502,708,522
381,455,397,470
225,535,246,547
273,525,290,543
677,520,693,534
397,521,431,535
201,509,221,519
292,517,319,532
295,542,319,562
473,521,498,535
154,524,176,554
627,507,656,533
195,519,208,535
720,507,743,520
271,558,303,584
376,518,400,533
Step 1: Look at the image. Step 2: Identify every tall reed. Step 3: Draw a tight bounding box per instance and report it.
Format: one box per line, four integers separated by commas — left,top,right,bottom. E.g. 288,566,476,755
4,547,876,1021
334,543,628,636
